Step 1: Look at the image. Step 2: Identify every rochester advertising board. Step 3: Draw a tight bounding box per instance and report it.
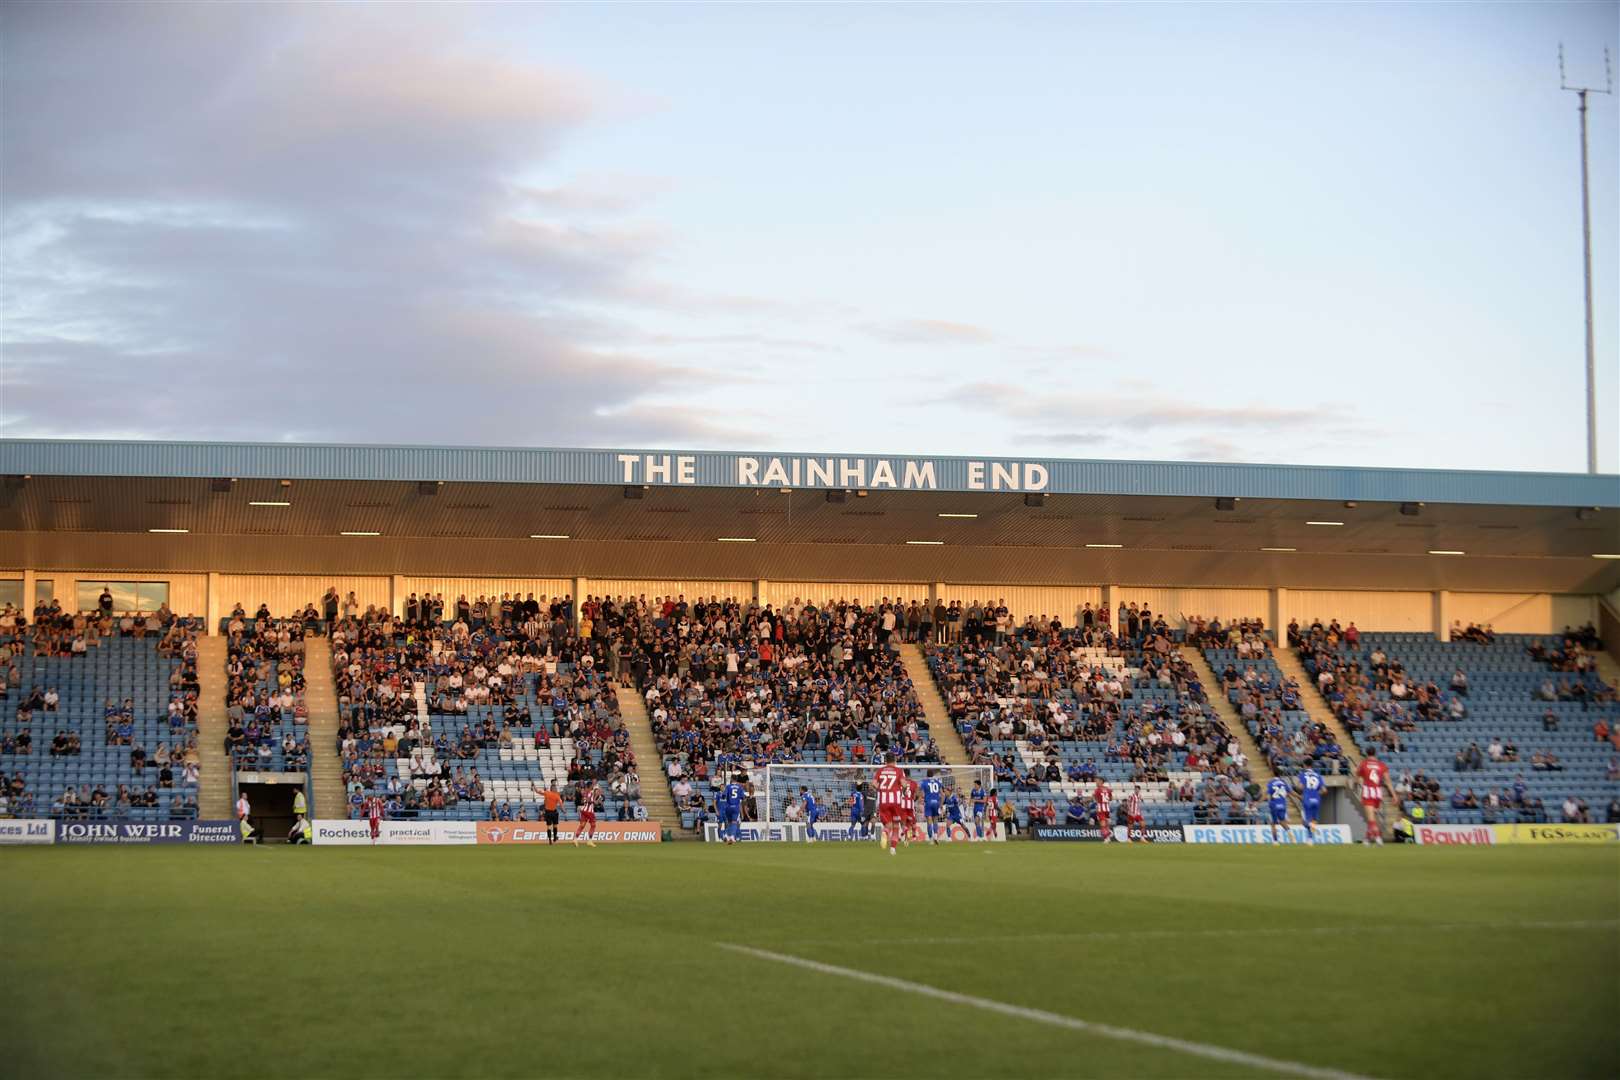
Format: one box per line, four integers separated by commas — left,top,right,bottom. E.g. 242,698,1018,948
311,820,478,845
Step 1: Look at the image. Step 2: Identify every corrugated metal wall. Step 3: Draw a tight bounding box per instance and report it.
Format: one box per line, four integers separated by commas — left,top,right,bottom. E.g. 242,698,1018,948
1283,590,1432,632
945,585,1104,625
761,582,932,607
588,579,755,602
6,439,1615,506
1116,587,1269,625
401,577,573,603
216,574,390,617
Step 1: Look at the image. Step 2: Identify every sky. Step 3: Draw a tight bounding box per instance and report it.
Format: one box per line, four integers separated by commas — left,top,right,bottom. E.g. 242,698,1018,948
2,1,1616,474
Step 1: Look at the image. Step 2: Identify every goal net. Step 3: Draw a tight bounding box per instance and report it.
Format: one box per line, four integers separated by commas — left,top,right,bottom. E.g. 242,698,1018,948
759,762,997,841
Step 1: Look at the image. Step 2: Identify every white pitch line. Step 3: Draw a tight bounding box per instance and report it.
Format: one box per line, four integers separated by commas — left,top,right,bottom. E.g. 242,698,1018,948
719,942,1380,1080
841,917,1620,948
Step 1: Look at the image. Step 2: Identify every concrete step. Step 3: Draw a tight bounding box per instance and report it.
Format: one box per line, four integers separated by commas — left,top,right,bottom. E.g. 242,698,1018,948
615,680,687,838
1183,646,1275,785
302,637,346,819
1274,646,1389,838
898,643,971,766
194,637,231,819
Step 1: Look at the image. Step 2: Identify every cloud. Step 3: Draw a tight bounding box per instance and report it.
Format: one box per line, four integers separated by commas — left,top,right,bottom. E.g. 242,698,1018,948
860,318,995,345
939,381,1330,432
0,3,738,446
931,380,1373,463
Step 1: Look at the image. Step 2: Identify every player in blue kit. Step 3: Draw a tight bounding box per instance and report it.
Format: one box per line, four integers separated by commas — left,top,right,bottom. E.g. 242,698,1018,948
800,786,819,841
1298,766,1324,844
1266,776,1292,842
849,783,867,840
944,791,965,840
970,781,988,839
921,770,945,844
721,774,746,844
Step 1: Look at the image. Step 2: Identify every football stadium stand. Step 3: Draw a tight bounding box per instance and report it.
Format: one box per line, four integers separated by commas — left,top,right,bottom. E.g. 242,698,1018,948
327,598,645,822
1,604,201,820
1294,621,1618,824
604,595,941,831
3,439,1617,838
924,612,1262,829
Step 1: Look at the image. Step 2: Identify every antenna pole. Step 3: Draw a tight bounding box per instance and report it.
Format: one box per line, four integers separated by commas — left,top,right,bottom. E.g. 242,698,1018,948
1578,86,1596,474
1562,46,1613,475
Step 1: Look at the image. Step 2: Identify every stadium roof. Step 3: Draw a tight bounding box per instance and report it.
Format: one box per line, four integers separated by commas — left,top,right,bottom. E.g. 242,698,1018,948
2,439,1617,593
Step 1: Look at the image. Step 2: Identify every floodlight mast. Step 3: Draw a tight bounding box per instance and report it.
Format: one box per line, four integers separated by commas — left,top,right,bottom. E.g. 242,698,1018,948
1560,45,1613,474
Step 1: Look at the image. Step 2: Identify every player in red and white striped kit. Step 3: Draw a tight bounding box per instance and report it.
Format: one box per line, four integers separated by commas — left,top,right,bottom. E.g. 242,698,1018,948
1124,785,1146,844
367,794,383,844
1357,747,1391,846
874,756,908,855
573,780,600,847
1093,780,1114,843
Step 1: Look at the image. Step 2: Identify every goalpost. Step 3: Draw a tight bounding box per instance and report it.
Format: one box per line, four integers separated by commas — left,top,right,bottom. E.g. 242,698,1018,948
760,762,998,841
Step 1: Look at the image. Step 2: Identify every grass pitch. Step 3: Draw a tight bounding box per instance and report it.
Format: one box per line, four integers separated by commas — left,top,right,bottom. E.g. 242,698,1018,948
2,843,1616,1080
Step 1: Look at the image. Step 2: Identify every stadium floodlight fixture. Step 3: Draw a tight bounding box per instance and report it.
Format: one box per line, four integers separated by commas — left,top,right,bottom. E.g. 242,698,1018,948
1260,547,1297,552
1305,520,1344,526
1427,549,1465,556
148,528,189,533
937,512,979,519
248,501,291,507
1084,543,1123,549
528,534,570,540
905,539,944,545
716,537,757,542
340,530,381,537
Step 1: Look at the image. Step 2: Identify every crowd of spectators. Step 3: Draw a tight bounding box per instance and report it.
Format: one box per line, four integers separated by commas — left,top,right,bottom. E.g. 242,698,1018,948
329,593,641,819
223,614,310,772
606,595,937,818
928,611,1259,824
0,597,202,819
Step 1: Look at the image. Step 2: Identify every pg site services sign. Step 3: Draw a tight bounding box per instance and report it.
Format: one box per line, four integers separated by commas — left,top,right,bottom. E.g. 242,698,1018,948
1182,823,1353,845
0,819,56,844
